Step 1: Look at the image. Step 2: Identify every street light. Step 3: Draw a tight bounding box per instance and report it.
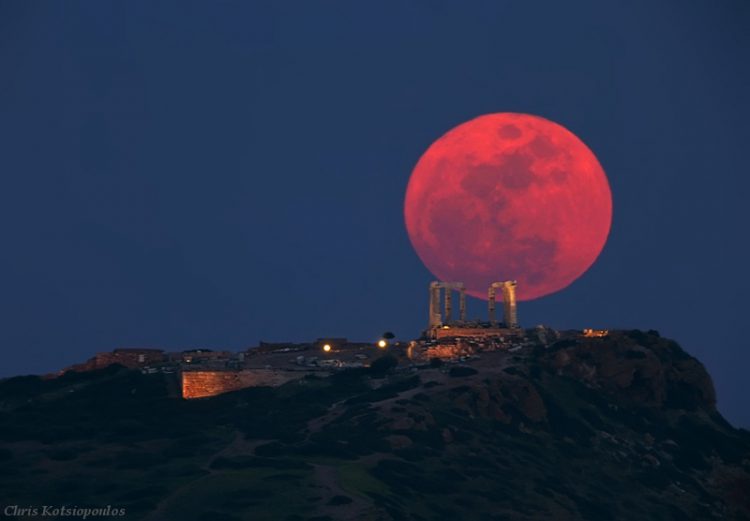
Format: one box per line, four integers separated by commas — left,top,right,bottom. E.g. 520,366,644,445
377,339,387,348
323,344,332,352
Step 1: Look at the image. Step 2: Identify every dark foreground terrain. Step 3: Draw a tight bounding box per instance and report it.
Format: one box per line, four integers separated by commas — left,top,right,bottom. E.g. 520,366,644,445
1,330,748,520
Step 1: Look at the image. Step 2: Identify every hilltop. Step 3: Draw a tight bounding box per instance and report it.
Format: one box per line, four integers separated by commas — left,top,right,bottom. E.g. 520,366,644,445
0,330,748,520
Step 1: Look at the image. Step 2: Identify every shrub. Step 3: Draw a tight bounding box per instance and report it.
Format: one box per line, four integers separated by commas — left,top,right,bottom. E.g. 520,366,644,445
449,366,477,377
369,355,398,376
0,448,12,461
255,441,286,457
327,495,353,506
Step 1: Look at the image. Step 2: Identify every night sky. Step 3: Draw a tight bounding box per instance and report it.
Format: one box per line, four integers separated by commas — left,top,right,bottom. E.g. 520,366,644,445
1,2,748,427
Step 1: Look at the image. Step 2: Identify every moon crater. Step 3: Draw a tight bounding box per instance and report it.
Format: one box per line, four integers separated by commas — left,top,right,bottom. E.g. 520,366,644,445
404,113,612,301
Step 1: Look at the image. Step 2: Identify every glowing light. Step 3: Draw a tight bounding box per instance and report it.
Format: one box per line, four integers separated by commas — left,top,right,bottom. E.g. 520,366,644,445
377,340,387,348
323,344,332,352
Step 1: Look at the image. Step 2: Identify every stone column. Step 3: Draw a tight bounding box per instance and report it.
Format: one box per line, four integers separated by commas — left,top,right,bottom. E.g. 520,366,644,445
502,281,518,328
429,283,440,328
444,288,452,324
488,285,497,325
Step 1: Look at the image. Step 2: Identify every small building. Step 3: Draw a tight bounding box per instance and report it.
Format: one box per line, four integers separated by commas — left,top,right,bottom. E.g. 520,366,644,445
91,348,166,369
582,329,609,338
181,349,232,364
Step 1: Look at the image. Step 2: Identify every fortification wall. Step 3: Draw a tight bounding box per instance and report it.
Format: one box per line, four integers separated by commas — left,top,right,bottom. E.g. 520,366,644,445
181,369,307,399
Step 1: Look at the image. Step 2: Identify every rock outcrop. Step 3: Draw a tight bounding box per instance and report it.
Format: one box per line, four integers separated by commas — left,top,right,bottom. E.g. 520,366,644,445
546,331,716,410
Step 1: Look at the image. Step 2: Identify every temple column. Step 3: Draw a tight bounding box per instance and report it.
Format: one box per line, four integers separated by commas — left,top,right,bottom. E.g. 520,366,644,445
429,283,441,328
502,281,518,328
444,288,452,324
488,286,497,325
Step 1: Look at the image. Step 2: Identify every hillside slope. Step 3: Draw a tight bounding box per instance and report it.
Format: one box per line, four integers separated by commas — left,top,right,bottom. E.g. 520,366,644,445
0,330,748,521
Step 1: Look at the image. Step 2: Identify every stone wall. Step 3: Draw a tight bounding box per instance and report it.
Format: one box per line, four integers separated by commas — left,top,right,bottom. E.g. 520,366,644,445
424,343,476,359
434,327,513,339
181,369,307,399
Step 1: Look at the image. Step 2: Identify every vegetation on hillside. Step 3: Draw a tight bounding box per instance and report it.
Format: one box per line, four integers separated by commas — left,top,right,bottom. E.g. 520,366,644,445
0,331,748,521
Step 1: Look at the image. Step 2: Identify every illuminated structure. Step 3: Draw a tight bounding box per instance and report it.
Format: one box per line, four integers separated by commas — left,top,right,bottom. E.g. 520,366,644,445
426,280,520,339
488,280,518,328
428,281,467,328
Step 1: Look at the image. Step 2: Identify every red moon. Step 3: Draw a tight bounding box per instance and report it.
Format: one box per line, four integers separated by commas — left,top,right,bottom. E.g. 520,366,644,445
404,113,612,301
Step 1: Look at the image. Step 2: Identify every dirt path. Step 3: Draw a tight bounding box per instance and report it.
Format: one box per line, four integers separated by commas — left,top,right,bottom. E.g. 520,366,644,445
306,399,349,435
143,432,267,521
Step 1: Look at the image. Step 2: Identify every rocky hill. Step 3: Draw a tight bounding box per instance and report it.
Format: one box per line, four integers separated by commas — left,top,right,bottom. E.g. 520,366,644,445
0,330,748,520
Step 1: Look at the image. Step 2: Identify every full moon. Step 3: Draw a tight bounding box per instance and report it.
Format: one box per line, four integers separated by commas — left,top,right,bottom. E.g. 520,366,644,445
404,113,612,301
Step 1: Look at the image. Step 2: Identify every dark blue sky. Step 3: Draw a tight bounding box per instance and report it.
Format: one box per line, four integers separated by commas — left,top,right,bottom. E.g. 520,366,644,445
1,1,748,426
